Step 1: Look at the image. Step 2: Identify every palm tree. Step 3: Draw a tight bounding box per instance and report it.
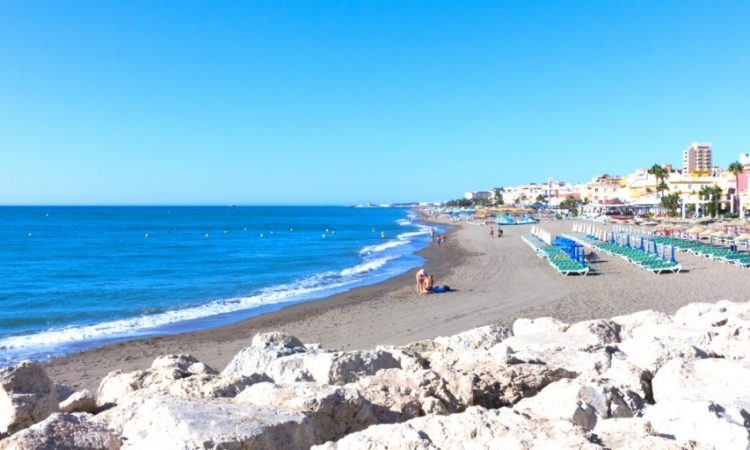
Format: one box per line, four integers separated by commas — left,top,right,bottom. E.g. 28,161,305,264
728,161,745,214
699,185,723,217
648,164,670,198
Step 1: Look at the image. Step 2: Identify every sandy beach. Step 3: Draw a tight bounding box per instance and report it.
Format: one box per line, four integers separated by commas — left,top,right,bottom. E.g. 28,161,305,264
44,220,750,392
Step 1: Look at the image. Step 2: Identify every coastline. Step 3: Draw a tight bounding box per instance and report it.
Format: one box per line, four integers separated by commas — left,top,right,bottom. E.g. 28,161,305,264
44,220,750,392
42,222,463,391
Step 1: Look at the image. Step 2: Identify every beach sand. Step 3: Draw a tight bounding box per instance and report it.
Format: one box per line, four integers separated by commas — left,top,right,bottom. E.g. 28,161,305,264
44,220,750,392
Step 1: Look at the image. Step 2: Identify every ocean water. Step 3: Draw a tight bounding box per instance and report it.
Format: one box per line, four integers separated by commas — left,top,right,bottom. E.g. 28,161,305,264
0,206,437,365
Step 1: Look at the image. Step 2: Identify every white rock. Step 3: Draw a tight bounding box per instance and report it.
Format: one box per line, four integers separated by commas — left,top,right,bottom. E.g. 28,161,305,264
96,394,326,449
617,323,715,373
95,370,147,407
59,389,97,414
566,319,622,344
220,345,309,379
313,406,601,449
235,381,375,436
0,361,59,435
492,330,603,355
354,369,458,423
251,331,306,349
593,417,696,450
512,317,569,335
514,379,610,430
644,399,750,450
0,412,119,450
652,358,750,420
434,325,512,351
200,373,270,398
611,310,672,340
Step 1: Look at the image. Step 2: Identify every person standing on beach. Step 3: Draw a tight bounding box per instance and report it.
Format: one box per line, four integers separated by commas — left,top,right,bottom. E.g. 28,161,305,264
489,226,494,238
416,269,427,294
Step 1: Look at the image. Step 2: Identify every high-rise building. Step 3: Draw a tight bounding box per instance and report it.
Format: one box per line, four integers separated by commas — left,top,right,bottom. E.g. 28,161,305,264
682,143,712,174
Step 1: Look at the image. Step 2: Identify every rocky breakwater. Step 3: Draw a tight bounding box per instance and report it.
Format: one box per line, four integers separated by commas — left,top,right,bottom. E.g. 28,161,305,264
1,300,750,449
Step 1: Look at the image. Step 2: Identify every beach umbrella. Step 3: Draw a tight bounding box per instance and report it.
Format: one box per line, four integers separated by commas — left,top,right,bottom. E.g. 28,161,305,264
639,237,645,251
670,246,677,264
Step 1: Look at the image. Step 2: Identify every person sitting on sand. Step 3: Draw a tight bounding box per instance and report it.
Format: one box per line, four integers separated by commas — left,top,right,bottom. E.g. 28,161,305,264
416,269,427,294
424,275,434,293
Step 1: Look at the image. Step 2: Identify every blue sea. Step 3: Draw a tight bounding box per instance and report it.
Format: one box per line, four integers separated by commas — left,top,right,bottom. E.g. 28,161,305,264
0,206,437,365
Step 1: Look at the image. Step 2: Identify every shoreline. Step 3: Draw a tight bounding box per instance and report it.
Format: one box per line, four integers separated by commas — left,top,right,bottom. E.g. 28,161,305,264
43,219,750,393
42,223,463,391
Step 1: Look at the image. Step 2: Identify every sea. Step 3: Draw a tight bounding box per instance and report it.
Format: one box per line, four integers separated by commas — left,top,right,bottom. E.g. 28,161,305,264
0,206,439,366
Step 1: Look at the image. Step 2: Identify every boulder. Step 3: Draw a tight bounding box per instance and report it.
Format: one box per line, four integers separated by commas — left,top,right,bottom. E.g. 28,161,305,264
223,347,400,385
599,350,653,405
0,361,58,435
514,378,636,430
644,399,750,450
433,325,512,351
374,345,429,372
493,345,612,382
251,331,306,349
592,417,697,450
611,309,672,340
200,373,271,398
491,330,604,356
0,413,119,450
354,369,459,423
566,319,622,344
651,358,750,419
235,382,375,436
312,406,601,449
95,370,148,407
617,323,716,373
97,355,218,406
59,389,97,414
512,317,569,335
95,394,329,449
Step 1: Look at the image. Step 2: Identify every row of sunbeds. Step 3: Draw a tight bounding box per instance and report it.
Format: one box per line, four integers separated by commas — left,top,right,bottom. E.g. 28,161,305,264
563,232,681,275
650,236,750,268
522,234,590,276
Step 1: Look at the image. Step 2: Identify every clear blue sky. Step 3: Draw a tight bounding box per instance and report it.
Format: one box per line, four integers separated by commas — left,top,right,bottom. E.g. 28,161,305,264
2,1,749,205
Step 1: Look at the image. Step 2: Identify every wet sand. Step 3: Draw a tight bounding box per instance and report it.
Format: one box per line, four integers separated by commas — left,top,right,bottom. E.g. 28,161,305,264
44,220,750,392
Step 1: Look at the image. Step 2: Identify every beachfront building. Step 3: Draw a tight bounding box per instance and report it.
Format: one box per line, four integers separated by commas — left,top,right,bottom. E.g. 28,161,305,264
464,191,494,201
581,174,627,203
683,142,712,175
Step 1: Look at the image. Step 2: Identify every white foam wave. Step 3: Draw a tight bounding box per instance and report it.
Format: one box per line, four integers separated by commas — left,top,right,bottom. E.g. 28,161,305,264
396,218,412,226
340,255,398,277
0,258,398,353
359,240,409,255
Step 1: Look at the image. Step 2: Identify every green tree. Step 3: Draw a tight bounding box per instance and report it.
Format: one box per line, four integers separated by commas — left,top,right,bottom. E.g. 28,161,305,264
660,193,680,216
559,196,581,217
728,161,745,213
648,164,670,199
699,185,723,217
491,187,505,206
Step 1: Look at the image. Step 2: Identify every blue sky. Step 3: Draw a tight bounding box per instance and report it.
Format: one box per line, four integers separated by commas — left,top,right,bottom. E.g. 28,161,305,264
2,1,749,205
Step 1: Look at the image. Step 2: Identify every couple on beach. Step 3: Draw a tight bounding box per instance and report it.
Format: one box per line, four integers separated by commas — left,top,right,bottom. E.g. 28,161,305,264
416,269,449,294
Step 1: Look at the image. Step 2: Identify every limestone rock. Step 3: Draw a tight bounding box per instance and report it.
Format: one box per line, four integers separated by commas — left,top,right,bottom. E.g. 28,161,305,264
59,389,97,414
514,378,636,430
149,354,217,377
492,330,603,356
644,399,750,450
313,406,601,450
566,319,622,344
251,331,306,349
0,413,119,450
223,346,399,385
592,417,697,450
434,325,512,351
354,369,459,423
611,309,672,340
0,361,58,435
235,382,375,436
652,358,750,421
512,317,569,335
200,373,271,398
96,394,329,449
617,323,716,373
